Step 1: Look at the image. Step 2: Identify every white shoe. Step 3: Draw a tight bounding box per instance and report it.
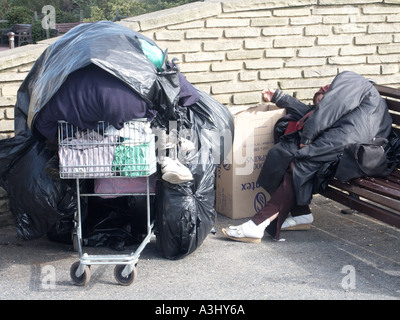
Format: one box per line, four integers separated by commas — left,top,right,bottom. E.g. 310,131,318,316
179,138,195,154
160,156,193,184
177,137,196,163
221,220,269,243
157,130,177,150
281,213,313,231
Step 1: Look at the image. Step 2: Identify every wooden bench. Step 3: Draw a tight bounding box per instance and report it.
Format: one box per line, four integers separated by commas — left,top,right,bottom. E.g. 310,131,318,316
7,24,33,47
52,22,84,36
321,84,400,229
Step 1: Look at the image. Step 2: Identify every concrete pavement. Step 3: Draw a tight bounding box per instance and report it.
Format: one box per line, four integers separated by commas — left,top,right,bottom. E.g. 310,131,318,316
0,194,399,301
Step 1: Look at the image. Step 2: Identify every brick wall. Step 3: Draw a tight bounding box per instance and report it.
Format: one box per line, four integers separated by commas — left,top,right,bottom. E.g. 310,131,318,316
121,0,400,105
0,0,400,226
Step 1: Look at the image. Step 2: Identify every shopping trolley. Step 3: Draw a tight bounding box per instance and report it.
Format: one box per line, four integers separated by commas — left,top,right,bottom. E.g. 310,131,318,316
58,119,156,286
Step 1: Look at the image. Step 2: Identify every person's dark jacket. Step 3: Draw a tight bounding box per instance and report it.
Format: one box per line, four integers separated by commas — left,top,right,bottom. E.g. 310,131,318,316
257,71,393,206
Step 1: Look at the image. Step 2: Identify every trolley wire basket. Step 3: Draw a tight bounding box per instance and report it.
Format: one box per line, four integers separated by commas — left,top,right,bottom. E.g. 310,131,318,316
58,119,156,286
58,119,156,179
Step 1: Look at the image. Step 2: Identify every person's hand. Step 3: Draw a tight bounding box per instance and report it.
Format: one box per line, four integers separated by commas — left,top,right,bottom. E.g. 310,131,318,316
299,143,307,148
262,88,275,102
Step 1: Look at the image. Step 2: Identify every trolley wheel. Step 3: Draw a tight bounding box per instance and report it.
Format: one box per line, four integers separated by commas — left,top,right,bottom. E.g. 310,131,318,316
114,264,137,286
72,234,81,252
70,261,91,286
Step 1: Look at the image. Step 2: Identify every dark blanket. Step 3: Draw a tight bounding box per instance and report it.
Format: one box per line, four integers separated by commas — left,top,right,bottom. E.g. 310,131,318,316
33,64,199,141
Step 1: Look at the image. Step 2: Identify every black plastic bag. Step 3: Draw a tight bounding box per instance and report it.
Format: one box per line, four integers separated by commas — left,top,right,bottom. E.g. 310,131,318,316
155,90,234,259
82,196,152,251
47,186,154,251
155,159,217,259
2,142,77,240
0,133,34,178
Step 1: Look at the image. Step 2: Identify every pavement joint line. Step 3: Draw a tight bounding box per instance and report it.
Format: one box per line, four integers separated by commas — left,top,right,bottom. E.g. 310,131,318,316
312,225,400,265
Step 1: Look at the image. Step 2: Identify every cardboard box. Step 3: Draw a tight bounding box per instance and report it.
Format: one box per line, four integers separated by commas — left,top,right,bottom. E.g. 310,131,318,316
216,104,286,219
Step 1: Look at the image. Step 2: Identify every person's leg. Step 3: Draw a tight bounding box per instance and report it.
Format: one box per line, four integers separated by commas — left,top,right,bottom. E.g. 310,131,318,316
260,170,297,240
222,170,297,242
251,170,295,224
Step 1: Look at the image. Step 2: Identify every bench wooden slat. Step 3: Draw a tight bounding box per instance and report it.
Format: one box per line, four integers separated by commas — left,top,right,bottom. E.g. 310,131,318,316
321,186,400,228
375,84,400,99
386,98,400,114
386,169,400,184
352,177,400,198
390,168,400,179
54,22,85,35
387,174,400,184
330,178,400,199
329,179,400,212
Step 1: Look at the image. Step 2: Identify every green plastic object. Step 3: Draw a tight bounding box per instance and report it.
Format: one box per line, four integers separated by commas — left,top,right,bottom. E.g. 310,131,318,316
139,39,164,71
112,143,152,177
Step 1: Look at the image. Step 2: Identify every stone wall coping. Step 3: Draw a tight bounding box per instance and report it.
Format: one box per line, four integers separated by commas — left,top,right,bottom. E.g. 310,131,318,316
120,0,399,32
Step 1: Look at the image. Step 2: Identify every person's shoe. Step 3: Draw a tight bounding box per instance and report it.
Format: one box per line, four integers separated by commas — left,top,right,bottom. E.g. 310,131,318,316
221,220,269,243
179,137,195,154
177,137,196,163
160,156,193,184
281,213,314,231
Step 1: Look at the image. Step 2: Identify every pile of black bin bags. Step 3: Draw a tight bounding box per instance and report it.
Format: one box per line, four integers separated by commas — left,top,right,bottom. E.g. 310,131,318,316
0,21,234,259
